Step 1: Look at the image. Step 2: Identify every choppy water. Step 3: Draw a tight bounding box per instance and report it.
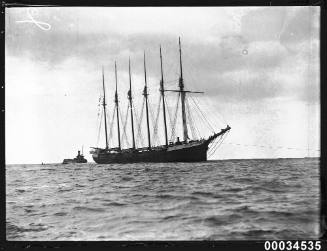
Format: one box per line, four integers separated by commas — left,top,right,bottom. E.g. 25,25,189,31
6,158,320,240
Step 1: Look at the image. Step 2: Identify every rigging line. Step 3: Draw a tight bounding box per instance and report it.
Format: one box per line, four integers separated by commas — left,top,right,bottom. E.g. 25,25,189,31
96,108,103,148
185,96,198,140
195,95,223,128
208,132,227,155
106,104,112,147
188,98,209,138
96,97,102,128
187,95,201,139
208,129,230,153
201,95,227,126
96,96,102,116
213,133,229,155
170,92,181,142
191,95,215,132
164,97,174,141
221,142,321,152
190,106,201,139
123,104,130,148
132,102,140,148
108,106,116,146
120,103,130,148
208,131,230,157
151,95,162,146
148,98,158,146
190,96,215,133
192,97,221,130
208,140,223,158
136,98,146,147
208,134,222,154
188,96,209,135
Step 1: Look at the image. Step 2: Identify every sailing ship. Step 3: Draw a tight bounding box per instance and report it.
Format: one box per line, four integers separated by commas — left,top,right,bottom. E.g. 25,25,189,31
90,38,231,163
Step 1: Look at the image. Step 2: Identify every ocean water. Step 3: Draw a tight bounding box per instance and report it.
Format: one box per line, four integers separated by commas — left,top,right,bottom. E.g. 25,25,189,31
6,158,320,240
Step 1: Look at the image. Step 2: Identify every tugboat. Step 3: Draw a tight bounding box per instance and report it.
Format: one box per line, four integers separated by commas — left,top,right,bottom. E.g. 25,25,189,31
62,150,87,164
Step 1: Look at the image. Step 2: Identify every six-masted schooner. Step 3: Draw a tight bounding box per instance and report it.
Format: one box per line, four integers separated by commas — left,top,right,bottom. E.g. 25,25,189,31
90,38,231,163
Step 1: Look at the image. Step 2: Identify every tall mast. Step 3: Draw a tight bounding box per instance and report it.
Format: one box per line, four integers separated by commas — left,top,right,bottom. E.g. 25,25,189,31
179,37,189,142
128,58,136,149
160,46,168,147
143,52,151,149
114,61,121,150
102,67,109,149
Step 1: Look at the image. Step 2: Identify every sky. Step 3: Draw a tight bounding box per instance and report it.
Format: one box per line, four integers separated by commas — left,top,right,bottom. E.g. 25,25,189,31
5,7,320,164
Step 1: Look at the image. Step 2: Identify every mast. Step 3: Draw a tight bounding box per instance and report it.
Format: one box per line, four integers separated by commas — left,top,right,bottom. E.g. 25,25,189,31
102,67,109,149
160,46,168,147
128,58,136,149
143,52,151,149
179,37,189,142
114,61,121,150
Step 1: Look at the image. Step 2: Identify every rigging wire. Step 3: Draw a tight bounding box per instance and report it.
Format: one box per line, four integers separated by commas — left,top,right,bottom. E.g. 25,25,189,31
108,106,116,147
188,97,210,139
170,92,181,142
120,104,130,148
95,96,102,147
201,95,228,126
164,97,174,142
208,131,230,157
148,98,158,146
190,96,215,133
208,131,230,158
96,108,103,148
180,50,228,129
209,130,228,153
185,96,199,140
132,102,141,148
151,95,162,146
136,98,146,147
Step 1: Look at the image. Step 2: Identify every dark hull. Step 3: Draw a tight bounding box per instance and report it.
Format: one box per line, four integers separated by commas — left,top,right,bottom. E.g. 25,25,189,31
92,141,209,164
62,159,87,164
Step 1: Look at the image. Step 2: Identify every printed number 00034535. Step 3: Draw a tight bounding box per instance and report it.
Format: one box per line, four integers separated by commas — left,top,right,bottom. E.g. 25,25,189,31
264,241,321,251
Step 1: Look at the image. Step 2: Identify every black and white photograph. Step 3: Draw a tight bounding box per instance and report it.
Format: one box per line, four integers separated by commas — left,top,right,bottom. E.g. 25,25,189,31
5,6,321,241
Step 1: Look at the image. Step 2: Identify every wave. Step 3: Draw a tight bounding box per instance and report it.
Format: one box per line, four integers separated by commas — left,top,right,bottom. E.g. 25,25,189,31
16,189,26,193
6,159,319,240
198,212,246,227
121,176,133,182
102,202,126,207
161,213,186,221
58,187,74,193
222,187,244,192
53,212,68,216
6,222,50,239
191,191,215,197
75,184,86,188
72,206,106,212
252,185,286,193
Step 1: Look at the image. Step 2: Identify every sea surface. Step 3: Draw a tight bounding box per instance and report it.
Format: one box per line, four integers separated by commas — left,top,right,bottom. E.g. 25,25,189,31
6,158,320,240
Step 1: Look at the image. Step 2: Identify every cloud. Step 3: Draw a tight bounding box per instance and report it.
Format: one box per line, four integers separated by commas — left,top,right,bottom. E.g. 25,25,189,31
5,7,319,106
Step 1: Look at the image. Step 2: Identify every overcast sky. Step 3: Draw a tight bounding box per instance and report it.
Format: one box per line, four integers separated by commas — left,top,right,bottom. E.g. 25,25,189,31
5,7,320,164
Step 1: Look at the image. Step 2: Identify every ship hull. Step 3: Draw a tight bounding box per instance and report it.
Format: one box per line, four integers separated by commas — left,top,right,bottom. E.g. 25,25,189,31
62,159,87,164
92,141,208,164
